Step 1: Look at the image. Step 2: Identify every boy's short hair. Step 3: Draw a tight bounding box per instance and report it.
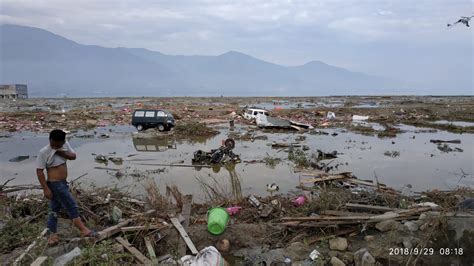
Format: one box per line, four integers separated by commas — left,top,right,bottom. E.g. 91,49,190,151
49,129,66,141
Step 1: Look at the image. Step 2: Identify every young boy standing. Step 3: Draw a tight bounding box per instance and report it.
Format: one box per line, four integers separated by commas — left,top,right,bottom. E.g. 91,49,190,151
36,129,95,245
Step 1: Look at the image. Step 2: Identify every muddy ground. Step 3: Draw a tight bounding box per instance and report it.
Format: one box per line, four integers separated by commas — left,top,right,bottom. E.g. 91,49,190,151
1,96,473,133
0,96,473,265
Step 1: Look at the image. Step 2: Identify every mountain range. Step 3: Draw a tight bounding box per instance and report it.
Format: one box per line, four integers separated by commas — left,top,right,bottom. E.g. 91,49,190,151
0,24,403,97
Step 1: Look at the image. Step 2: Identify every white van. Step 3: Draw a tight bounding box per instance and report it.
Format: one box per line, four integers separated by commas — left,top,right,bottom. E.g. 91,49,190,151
243,108,269,120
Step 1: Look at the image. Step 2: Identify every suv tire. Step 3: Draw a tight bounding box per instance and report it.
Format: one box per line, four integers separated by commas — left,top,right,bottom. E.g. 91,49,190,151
136,124,144,131
158,124,165,131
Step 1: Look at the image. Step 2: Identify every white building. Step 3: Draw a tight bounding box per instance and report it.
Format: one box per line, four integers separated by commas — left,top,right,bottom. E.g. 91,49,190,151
0,84,28,99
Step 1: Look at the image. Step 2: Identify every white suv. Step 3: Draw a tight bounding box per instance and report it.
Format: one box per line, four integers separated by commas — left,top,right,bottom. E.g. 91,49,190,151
243,108,269,120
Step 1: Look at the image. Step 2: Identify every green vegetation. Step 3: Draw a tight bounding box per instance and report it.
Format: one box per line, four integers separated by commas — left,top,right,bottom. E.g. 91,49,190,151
288,148,310,168
73,240,133,265
0,219,42,253
264,153,282,168
174,121,219,137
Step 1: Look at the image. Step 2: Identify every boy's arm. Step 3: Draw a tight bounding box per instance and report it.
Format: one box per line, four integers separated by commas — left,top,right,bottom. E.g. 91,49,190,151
55,150,76,160
36,169,52,199
55,142,76,160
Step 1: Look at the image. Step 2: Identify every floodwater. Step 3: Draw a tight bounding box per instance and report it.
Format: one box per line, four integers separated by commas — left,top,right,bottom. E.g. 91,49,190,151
432,120,474,127
241,100,343,110
1,124,472,202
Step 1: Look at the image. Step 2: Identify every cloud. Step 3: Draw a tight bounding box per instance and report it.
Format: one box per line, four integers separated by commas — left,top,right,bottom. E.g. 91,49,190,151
0,0,472,93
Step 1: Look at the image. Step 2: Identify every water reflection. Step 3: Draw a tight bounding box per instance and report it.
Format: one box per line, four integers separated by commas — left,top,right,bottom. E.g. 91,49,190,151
132,137,177,152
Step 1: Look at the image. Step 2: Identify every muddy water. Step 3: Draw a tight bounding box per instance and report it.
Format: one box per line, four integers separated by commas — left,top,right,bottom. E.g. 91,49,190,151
1,124,472,201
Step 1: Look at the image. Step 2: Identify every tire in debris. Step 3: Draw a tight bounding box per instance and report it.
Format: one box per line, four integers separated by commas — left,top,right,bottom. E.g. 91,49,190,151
136,124,144,131
224,138,235,149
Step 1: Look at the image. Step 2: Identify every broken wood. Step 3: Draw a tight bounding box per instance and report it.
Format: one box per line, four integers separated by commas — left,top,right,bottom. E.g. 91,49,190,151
30,256,48,266
13,228,47,266
134,163,211,168
271,142,303,148
345,203,400,213
94,166,121,171
144,237,157,265
70,172,88,184
170,217,198,255
178,195,193,257
69,219,133,242
430,139,461,144
300,174,349,184
321,210,372,217
157,254,172,263
98,219,133,241
116,237,152,265
121,224,168,232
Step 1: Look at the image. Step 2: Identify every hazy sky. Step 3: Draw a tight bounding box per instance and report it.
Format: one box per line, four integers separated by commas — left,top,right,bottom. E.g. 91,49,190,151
1,0,472,93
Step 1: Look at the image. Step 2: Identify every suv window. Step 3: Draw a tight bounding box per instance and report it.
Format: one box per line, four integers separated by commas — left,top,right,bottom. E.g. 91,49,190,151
134,111,145,117
157,111,166,117
253,111,258,115
145,111,155,117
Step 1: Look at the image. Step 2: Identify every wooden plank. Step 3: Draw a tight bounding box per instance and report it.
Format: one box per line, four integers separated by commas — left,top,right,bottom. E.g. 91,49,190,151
345,203,399,213
282,216,374,222
157,254,172,263
300,174,348,184
178,195,193,257
70,219,133,242
121,224,168,233
430,139,461,144
321,210,372,217
97,219,132,241
170,217,198,255
144,237,157,265
116,237,152,265
30,256,48,266
134,163,211,168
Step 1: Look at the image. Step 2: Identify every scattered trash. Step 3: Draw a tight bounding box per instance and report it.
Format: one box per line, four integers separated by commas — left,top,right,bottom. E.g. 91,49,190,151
94,154,108,163
207,207,230,235
430,139,461,144
309,249,321,261
226,206,242,216
108,157,123,164
327,111,336,120
411,202,440,210
180,246,226,266
352,115,369,121
260,205,274,218
293,195,306,207
104,193,111,203
248,195,261,208
384,151,400,158
53,247,81,266
266,183,279,192
437,144,463,153
112,206,123,223
216,239,230,253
